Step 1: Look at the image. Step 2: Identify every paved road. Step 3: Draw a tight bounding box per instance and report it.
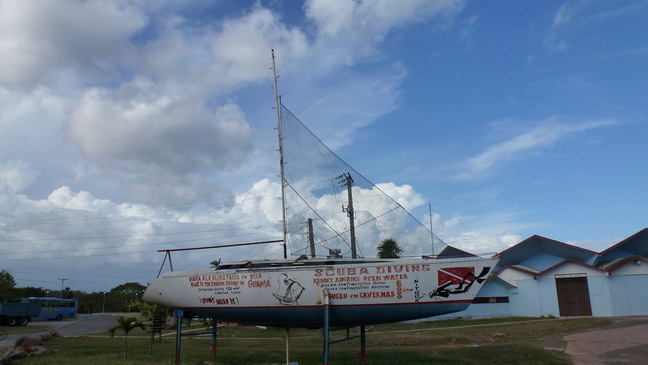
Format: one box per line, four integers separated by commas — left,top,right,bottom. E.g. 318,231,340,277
0,313,120,349
564,316,648,364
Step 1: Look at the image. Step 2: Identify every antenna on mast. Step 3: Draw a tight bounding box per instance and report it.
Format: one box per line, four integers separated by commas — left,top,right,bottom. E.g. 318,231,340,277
271,49,288,259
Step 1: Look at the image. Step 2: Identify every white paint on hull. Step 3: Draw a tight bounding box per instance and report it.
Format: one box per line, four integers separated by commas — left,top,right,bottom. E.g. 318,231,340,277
144,257,497,326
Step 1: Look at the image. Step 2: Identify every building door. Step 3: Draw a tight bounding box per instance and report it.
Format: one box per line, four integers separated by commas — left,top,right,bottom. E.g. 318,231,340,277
555,274,592,316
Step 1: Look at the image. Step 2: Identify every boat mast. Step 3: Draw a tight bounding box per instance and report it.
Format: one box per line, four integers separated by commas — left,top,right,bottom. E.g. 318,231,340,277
271,49,288,259
429,203,435,256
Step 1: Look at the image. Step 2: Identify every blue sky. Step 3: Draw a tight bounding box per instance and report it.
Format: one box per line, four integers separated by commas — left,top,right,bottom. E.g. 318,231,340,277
0,0,646,291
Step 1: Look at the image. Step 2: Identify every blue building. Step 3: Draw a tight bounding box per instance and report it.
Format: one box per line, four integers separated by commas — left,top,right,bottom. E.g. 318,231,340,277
440,228,648,318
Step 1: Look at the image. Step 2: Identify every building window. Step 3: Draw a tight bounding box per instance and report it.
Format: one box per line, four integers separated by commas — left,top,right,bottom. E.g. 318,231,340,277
472,296,509,304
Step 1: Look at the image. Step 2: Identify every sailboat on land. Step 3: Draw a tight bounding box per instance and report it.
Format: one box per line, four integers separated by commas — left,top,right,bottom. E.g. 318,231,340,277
143,51,498,328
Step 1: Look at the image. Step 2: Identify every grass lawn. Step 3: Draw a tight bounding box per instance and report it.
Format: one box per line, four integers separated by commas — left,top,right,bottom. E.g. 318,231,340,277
11,317,612,364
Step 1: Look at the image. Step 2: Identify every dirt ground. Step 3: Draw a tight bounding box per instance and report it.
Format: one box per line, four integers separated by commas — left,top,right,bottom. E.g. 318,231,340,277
557,316,648,364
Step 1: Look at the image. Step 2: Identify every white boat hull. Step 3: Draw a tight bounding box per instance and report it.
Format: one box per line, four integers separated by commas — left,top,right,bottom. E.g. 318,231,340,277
144,257,497,328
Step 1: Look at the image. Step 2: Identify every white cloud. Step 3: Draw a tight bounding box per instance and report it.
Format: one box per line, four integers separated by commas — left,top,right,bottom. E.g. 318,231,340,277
0,0,466,199
0,0,485,290
281,177,436,257
544,1,644,52
48,186,111,213
209,6,309,89
280,1,466,148
138,5,311,97
290,66,407,149
457,117,619,180
305,0,465,62
429,209,530,254
445,230,520,254
374,182,425,211
0,178,281,279
0,0,145,89
459,15,478,45
233,178,283,227
68,78,254,176
0,160,38,194
280,176,527,257
552,1,572,28
544,1,578,52
0,172,526,290
0,87,78,196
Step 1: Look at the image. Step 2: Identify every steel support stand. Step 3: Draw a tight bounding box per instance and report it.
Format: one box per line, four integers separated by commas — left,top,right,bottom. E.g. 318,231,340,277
322,289,367,364
174,310,183,365
360,325,366,364
285,327,291,365
149,312,155,355
323,290,330,365
211,318,217,357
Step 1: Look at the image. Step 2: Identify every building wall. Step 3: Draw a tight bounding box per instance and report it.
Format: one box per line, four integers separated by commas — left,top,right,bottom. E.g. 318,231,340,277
614,261,648,276
478,264,615,318
541,263,613,316
609,262,648,316
587,276,613,316
515,265,610,317
436,272,645,319
498,268,535,284
434,255,648,320
542,262,607,278
508,279,543,316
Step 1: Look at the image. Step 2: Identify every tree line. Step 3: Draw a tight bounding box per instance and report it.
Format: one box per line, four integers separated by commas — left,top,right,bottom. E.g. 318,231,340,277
0,269,146,313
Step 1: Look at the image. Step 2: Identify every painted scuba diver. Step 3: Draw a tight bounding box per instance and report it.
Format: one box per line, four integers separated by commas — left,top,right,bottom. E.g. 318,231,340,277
272,273,305,305
414,267,490,302
428,266,491,300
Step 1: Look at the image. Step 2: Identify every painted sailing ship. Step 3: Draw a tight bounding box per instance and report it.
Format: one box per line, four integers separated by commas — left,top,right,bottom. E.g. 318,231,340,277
143,51,498,328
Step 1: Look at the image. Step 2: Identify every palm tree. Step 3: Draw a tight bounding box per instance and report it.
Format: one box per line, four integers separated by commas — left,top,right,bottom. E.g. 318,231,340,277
210,258,221,268
377,238,403,258
109,316,146,359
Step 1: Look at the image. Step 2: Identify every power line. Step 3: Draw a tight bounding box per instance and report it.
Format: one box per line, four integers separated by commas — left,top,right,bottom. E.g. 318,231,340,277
0,249,157,262
156,239,283,253
0,236,282,262
0,224,282,243
284,181,351,250
9,270,153,280
0,231,280,256
0,193,279,230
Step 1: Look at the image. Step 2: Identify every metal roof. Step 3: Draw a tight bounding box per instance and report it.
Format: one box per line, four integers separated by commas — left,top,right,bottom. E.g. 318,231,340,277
496,235,599,270
598,228,648,265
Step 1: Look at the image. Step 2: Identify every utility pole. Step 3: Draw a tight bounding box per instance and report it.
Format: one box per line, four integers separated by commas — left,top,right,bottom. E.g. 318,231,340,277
308,218,316,259
58,278,68,298
338,173,357,258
